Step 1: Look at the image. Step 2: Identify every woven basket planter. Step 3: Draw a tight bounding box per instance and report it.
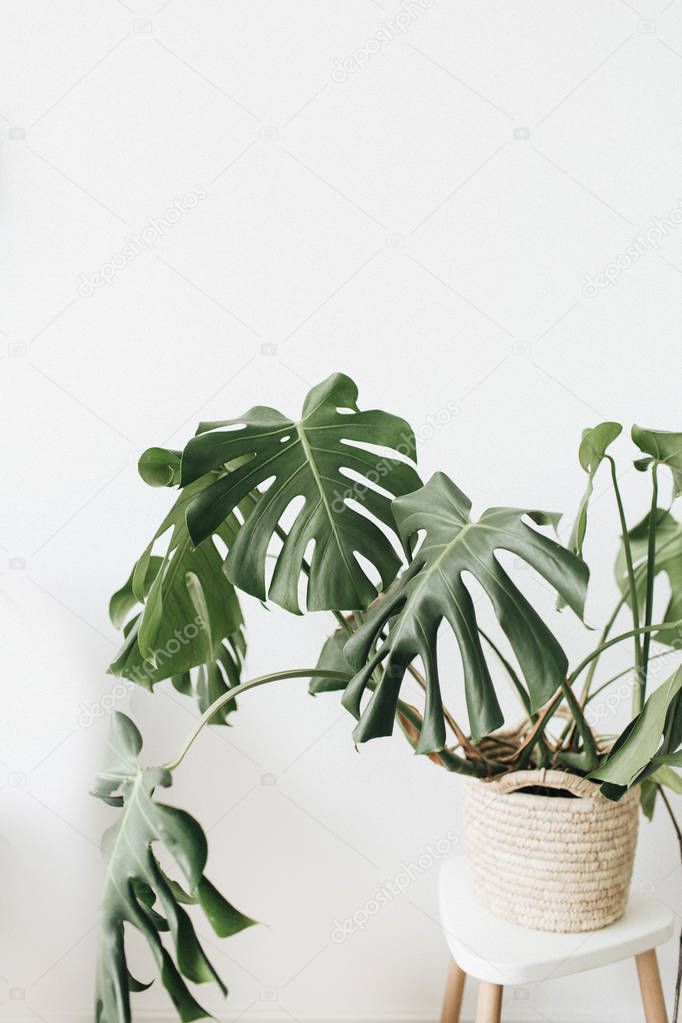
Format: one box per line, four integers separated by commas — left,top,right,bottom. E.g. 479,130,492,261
462,769,639,933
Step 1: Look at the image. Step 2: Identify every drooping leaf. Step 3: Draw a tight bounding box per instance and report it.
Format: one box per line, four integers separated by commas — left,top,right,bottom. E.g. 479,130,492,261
94,713,256,1023
566,422,622,556
590,665,682,788
108,474,244,693
632,425,682,497
640,779,657,819
342,473,589,751
109,557,164,632
135,479,242,668
179,373,421,614
615,509,682,647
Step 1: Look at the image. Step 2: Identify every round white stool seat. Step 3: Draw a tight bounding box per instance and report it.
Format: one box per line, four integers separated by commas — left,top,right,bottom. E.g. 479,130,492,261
439,856,674,985
437,856,675,1023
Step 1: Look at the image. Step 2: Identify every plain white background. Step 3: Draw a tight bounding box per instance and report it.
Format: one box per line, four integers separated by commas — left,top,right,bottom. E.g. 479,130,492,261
1,1,681,1020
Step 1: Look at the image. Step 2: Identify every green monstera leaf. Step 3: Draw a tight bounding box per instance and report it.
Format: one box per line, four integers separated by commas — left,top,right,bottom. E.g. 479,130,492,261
93,713,256,1023
179,373,421,614
342,473,589,751
632,425,682,497
108,467,245,699
616,509,682,648
591,665,682,789
568,422,622,556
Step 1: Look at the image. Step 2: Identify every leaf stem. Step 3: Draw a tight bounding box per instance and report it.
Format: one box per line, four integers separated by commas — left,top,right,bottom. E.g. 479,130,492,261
478,628,532,717
607,456,642,683
532,619,682,751
657,785,682,1023
584,651,672,706
579,594,627,705
165,669,350,772
640,464,659,709
332,610,353,635
570,619,680,693
394,700,488,776
560,678,598,769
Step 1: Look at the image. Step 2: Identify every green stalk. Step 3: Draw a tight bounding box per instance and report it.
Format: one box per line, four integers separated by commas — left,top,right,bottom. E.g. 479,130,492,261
478,627,552,766
165,668,350,772
585,651,671,706
332,610,353,635
478,627,532,716
164,665,487,777
607,456,642,682
579,504,677,710
640,464,659,708
532,619,682,750
560,679,598,769
658,785,682,1023
393,700,488,776
579,594,627,704
570,619,681,690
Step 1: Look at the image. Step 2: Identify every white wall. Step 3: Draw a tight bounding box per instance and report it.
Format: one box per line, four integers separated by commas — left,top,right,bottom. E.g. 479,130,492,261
1,1,681,1020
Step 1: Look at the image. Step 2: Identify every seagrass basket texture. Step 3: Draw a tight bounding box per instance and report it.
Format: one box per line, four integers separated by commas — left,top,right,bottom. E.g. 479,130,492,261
462,769,639,933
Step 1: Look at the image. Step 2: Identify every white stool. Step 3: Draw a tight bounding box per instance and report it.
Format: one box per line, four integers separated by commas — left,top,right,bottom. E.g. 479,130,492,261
438,857,675,1023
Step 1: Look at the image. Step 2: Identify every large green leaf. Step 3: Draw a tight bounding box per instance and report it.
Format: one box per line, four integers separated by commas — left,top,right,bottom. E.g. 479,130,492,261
342,473,589,751
567,422,622,556
590,665,682,788
108,474,243,693
179,373,421,614
632,425,682,497
93,713,256,1023
615,509,682,647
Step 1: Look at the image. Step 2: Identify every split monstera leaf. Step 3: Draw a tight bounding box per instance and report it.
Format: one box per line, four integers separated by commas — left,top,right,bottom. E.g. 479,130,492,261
109,373,422,700
178,372,421,613
342,473,588,751
93,713,255,1023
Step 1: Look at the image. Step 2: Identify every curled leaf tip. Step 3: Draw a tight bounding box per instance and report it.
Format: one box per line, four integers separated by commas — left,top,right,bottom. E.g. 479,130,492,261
138,447,182,487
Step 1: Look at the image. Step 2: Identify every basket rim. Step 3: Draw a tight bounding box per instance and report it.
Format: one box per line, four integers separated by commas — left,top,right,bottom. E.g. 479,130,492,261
464,770,639,810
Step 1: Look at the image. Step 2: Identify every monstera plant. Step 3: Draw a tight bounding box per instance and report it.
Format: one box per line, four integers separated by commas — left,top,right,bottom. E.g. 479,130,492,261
94,373,682,1022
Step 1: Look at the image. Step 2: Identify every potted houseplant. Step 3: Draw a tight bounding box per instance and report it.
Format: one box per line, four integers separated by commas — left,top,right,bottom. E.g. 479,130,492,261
93,373,682,1022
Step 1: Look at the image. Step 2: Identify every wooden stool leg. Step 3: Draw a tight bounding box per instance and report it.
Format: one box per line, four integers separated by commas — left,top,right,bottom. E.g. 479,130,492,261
475,982,503,1023
636,949,668,1023
440,960,466,1023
